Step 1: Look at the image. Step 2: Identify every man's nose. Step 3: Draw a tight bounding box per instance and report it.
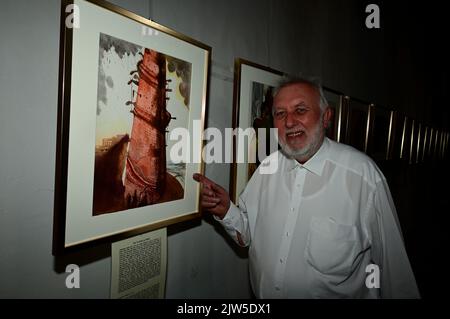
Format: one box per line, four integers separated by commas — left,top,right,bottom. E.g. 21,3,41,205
285,112,299,128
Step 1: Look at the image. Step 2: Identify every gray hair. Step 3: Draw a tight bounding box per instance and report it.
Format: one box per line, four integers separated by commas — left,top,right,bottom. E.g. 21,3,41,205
272,76,329,113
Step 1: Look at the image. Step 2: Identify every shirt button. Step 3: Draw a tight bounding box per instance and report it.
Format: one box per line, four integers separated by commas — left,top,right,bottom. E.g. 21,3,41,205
280,258,283,263
291,207,294,211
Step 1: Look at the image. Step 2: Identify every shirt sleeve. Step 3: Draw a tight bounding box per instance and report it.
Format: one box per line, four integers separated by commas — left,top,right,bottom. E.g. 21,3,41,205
366,177,421,299
214,198,251,247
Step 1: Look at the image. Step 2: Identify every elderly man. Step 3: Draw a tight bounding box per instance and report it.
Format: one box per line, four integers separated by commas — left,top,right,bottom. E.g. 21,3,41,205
194,78,420,298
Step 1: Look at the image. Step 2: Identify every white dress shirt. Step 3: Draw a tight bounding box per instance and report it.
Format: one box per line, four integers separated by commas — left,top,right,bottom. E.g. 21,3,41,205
218,138,420,298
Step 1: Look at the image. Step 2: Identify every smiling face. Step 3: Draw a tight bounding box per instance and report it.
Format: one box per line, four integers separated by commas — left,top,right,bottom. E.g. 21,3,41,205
273,83,331,163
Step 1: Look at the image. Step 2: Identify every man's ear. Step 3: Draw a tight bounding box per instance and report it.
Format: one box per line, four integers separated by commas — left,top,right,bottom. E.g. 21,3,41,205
323,107,333,129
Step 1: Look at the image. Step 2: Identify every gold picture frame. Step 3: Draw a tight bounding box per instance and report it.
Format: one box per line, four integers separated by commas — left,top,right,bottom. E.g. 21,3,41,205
367,105,394,161
53,0,211,254
229,58,285,204
399,116,411,161
421,126,429,162
323,87,345,143
343,97,371,154
428,127,435,158
389,111,404,160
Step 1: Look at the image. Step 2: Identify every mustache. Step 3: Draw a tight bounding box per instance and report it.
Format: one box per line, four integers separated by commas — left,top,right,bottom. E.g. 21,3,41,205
285,127,306,135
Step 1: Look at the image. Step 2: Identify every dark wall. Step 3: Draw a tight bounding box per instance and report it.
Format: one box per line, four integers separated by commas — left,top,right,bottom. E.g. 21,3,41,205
370,1,450,298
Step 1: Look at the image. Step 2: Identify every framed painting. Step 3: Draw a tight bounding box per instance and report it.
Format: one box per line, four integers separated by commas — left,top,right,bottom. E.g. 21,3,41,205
323,87,344,143
436,129,443,159
53,0,211,254
433,129,440,159
414,123,422,164
229,59,284,203
427,127,435,159
399,116,412,162
444,132,450,159
441,131,448,160
388,111,404,160
367,105,394,161
445,132,450,159
421,126,429,162
441,131,446,160
343,97,371,153
438,130,446,160
407,119,416,164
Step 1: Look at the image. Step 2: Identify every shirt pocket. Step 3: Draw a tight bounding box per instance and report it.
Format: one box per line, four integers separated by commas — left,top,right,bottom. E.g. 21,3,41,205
305,216,361,277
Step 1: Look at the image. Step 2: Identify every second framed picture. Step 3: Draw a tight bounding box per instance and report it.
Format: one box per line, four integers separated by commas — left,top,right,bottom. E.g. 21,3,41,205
343,97,371,153
367,106,394,161
230,59,285,203
399,116,413,162
323,87,345,143
389,111,406,160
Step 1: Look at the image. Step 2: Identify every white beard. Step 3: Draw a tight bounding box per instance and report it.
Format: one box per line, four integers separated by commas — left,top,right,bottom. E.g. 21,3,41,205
279,117,324,162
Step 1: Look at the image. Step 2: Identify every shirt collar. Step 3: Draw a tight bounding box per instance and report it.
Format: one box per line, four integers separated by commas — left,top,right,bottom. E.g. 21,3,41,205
284,137,330,176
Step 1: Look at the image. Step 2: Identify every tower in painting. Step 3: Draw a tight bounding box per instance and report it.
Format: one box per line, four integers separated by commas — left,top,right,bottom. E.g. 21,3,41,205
124,48,172,208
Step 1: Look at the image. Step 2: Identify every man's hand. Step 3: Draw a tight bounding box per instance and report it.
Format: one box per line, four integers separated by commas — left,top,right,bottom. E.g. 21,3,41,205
193,173,231,219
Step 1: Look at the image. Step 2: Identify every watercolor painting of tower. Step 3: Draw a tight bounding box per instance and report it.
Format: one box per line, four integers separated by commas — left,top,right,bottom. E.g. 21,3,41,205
92,33,191,216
